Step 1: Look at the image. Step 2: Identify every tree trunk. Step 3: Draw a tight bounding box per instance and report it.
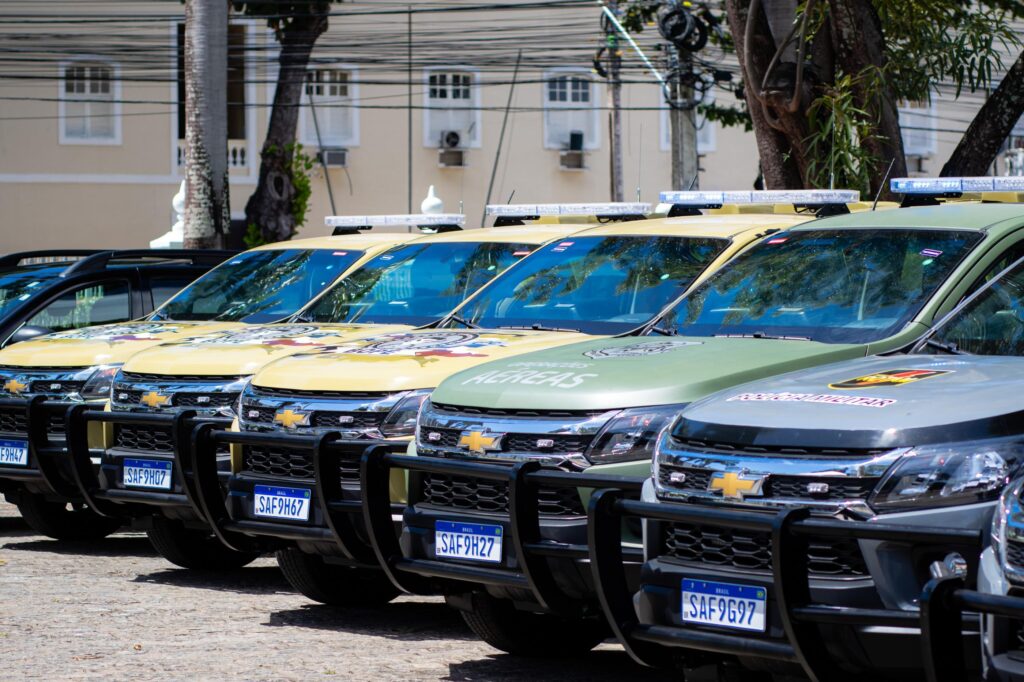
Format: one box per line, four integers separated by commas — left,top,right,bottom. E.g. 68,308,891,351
245,7,330,244
183,0,229,249
828,0,907,198
943,51,1024,176
725,0,806,189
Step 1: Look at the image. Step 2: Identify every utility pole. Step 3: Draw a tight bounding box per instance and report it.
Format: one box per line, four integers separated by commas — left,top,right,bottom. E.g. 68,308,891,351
183,0,229,249
668,47,699,190
606,1,624,201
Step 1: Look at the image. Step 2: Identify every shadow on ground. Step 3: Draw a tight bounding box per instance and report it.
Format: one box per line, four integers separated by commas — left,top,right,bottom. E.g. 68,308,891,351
445,649,679,681
1,533,155,557
265,600,474,642
133,564,294,595
0,515,30,534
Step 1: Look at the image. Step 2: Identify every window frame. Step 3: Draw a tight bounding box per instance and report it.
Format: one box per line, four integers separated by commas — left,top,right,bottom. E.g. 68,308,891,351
298,63,361,148
542,67,600,151
660,90,716,155
898,98,938,158
422,66,482,149
58,56,122,146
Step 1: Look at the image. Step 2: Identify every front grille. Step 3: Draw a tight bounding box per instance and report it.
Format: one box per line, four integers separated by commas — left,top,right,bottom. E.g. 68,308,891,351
1008,539,1024,574
250,386,392,399
46,413,66,436
0,408,28,435
113,389,144,404
422,427,593,455
243,445,314,480
30,380,84,395
419,473,585,517
430,402,608,419
115,424,174,453
657,463,876,501
241,403,385,430
661,522,868,577
174,393,237,408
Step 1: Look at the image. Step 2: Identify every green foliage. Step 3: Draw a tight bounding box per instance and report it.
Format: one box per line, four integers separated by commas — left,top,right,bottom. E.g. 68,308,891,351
804,73,876,193
243,222,267,249
699,100,752,132
288,142,315,231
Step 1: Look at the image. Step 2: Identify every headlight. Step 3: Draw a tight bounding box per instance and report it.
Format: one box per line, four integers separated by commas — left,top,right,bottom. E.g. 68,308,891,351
993,478,1024,582
380,389,432,438
80,364,123,400
584,405,685,465
869,437,1024,513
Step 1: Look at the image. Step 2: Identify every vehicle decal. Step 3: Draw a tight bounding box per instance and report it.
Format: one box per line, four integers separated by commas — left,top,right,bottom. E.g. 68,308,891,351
827,369,952,390
461,368,598,390
40,322,189,342
508,360,592,370
583,340,703,359
175,325,350,348
920,248,943,257
727,392,896,408
313,332,510,360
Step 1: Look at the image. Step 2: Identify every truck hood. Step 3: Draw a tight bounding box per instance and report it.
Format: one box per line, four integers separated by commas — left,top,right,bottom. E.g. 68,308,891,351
431,335,867,411
251,329,591,393
0,321,245,368
678,354,1024,449
122,323,412,376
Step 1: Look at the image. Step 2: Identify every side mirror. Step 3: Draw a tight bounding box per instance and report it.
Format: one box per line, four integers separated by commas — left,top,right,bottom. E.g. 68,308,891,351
5,325,53,346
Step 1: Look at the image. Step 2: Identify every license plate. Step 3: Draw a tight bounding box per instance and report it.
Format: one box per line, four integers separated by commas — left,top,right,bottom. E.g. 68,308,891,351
434,520,503,563
122,458,173,490
253,485,311,521
0,439,28,466
681,579,767,632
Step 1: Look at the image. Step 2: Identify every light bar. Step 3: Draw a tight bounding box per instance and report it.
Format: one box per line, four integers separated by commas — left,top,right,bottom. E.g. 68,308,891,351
891,176,1024,194
660,189,860,206
485,203,651,217
325,214,466,227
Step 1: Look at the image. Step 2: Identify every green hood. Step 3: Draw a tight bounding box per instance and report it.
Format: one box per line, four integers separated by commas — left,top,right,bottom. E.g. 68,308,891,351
432,335,869,411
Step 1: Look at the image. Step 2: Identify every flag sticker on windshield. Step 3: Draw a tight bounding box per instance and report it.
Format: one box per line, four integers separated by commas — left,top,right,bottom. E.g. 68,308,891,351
920,248,943,257
766,237,788,244
828,369,952,390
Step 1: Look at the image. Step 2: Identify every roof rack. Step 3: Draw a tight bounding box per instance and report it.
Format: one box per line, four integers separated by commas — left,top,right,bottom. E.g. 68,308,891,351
60,249,238,277
326,214,466,235
485,202,651,226
0,249,105,268
660,189,860,218
891,176,1024,207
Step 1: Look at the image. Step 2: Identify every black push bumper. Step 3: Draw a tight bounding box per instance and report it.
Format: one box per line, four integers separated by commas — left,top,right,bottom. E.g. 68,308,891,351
586,489,994,681
65,406,231,522
360,450,645,617
190,425,404,565
0,397,102,499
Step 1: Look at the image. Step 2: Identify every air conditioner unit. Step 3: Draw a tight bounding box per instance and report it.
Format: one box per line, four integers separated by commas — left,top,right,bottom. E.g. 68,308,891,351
318,148,348,167
440,130,462,149
568,130,584,151
559,130,586,170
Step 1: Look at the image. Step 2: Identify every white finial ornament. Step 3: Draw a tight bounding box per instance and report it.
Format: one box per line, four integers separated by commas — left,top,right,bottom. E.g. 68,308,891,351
151,180,186,248
421,185,444,214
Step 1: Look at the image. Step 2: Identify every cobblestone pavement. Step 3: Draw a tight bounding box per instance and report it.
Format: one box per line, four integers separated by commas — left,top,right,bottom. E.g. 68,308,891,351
0,503,678,681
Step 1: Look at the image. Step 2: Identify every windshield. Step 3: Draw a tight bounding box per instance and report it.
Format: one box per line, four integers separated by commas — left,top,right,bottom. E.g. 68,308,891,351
301,241,533,326
658,229,981,344
151,249,363,324
0,266,62,319
454,235,728,335
923,257,1024,355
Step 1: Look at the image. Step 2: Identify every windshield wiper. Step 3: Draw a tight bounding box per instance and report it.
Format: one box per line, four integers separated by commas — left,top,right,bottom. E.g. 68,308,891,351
648,325,677,336
714,332,812,341
498,324,581,333
446,314,479,329
923,338,966,355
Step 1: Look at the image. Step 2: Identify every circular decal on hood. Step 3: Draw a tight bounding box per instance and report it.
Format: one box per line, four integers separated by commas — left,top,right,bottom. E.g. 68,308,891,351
583,339,703,359
183,325,327,346
321,331,507,358
828,369,952,390
45,322,184,341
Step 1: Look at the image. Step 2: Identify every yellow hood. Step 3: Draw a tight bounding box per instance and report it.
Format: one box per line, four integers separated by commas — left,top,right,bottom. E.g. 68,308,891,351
0,321,247,368
121,323,414,377
251,329,592,393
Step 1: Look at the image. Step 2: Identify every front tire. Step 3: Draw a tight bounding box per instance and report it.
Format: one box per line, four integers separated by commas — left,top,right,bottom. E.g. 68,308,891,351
276,548,399,606
456,592,608,657
15,493,122,541
147,516,259,570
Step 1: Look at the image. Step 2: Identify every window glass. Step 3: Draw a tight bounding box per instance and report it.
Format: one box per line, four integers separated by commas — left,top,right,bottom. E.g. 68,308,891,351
0,267,64,319
925,257,1024,355
457,235,728,335
303,68,357,146
544,72,596,149
151,249,363,324
28,280,130,331
149,276,194,310
63,62,116,140
425,70,478,147
659,229,982,344
304,241,532,326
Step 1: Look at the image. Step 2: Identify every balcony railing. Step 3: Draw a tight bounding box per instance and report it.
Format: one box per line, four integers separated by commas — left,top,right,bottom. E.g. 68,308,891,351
176,140,248,169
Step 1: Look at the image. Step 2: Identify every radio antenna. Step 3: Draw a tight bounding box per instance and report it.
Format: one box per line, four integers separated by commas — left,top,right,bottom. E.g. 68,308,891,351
872,157,896,211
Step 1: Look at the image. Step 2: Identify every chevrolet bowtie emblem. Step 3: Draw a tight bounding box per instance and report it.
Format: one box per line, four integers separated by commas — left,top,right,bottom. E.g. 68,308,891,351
2,379,27,395
274,409,309,429
140,391,170,408
458,430,502,454
708,471,765,500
